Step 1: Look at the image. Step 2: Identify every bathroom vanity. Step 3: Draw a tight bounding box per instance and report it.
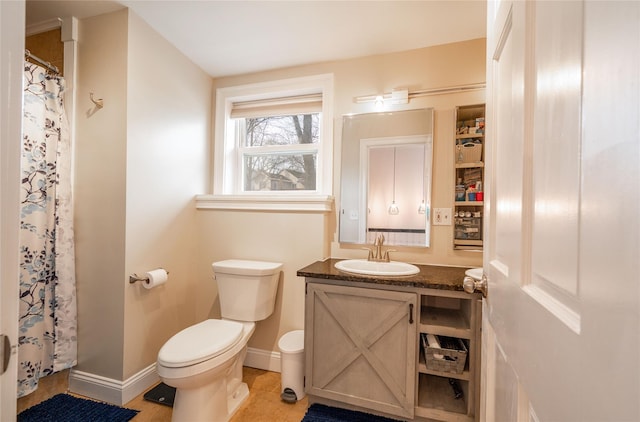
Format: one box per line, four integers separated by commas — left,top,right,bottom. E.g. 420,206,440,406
297,259,482,422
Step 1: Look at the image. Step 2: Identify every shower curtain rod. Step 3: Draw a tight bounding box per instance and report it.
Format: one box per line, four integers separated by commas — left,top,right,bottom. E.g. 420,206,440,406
25,49,59,74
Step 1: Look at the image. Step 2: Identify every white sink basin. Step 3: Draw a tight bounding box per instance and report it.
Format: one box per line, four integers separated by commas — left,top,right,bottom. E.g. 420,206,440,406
465,268,483,280
334,259,420,277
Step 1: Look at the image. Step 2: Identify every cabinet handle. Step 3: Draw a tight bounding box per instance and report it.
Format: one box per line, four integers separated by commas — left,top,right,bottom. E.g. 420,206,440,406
409,303,414,324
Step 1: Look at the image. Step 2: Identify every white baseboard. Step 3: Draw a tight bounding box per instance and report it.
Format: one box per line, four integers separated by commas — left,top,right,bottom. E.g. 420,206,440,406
245,347,282,373
68,348,280,406
68,363,158,406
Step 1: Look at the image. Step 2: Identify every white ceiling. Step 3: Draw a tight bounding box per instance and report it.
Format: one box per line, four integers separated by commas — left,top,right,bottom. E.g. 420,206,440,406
26,0,487,78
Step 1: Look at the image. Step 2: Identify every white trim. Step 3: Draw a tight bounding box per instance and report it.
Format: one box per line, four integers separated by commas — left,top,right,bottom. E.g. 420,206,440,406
61,17,78,189
67,348,281,406
523,284,581,335
214,74,334,196
196,194,334,212
26,18,61,36
244,347,282,373
489,259,509,278
68,364,159,406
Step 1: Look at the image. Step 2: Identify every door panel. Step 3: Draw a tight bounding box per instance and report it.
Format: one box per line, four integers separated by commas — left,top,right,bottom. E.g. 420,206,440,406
528,0,582,330
483,1,640,421
489,0,524,289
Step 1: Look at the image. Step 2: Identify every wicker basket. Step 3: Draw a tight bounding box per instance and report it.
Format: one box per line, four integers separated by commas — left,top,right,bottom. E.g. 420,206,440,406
456,142,483,163
421,334,468,374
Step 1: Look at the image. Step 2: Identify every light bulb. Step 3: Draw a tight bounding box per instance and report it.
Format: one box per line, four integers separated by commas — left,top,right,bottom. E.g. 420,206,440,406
374,95,384,110
418,200,426,214
388,201,399,215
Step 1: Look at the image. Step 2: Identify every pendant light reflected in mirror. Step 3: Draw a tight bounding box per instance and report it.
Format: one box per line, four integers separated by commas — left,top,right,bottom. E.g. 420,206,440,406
418,200,426,214
418,152,426,214
388,147,399,215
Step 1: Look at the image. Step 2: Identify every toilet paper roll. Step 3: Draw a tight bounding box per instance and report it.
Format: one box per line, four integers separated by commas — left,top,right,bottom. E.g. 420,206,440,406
143,268,168,289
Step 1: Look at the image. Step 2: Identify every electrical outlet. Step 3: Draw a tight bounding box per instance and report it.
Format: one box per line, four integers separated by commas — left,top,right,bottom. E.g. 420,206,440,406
433,208,452,226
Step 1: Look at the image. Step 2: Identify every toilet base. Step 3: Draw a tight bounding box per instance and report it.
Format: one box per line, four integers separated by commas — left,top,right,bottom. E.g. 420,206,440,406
227,379,249,418
170,378,249,422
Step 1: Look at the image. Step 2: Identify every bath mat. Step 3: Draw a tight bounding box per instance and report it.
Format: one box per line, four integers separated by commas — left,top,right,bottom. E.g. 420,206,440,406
301,403,404,422
143,382,176,407
17,393,139,422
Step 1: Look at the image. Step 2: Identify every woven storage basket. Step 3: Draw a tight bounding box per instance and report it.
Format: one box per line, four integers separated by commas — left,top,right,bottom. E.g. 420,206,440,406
457,142,482,163
421,334,468,374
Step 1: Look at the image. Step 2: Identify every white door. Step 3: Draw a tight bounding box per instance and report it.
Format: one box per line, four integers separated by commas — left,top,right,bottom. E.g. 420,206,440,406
1,1,25,419
482,1,639,421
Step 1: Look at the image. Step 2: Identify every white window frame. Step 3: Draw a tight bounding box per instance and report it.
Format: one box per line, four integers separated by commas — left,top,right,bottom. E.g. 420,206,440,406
197,74,334,212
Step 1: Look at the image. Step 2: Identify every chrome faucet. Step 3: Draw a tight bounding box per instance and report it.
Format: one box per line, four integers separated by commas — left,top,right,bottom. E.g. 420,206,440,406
364,234,395,262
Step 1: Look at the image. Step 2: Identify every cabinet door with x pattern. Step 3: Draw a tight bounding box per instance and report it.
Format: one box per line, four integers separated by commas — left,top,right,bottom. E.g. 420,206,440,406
305,282,417,419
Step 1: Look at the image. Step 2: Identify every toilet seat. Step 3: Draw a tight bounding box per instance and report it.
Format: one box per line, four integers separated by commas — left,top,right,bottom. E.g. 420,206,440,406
158,319,243,368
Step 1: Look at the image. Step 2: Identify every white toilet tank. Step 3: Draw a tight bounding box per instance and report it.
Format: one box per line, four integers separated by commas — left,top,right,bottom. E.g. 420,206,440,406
212,259,282,322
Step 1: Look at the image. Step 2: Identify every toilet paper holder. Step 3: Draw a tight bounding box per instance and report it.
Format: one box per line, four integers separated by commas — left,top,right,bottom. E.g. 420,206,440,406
129,269,169,284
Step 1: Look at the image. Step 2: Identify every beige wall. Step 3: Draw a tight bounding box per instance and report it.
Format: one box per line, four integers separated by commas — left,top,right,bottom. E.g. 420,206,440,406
201,38,486,353
74,9,211,381
74,10,484,381
123,12,211,379
195,212,329,352
75,9,129,380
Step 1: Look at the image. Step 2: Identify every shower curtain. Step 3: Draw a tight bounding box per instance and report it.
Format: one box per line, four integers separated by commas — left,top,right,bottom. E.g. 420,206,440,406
18,62,77,397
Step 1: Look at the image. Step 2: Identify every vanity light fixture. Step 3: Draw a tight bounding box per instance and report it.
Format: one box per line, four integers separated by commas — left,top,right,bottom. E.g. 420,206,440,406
388,147,400,215
354,83,486,104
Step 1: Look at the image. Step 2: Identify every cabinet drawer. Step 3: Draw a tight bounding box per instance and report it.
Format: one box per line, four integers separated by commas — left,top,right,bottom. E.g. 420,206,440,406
455,217,482,240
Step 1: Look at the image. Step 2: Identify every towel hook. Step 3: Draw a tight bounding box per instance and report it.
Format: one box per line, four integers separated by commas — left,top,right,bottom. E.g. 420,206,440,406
90,92,104,109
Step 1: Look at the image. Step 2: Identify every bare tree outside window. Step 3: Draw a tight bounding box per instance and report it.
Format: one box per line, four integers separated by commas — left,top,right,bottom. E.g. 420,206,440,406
242,114,319,191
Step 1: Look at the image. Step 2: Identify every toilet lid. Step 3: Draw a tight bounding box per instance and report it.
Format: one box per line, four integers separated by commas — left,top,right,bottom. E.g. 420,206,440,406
158,319,243,367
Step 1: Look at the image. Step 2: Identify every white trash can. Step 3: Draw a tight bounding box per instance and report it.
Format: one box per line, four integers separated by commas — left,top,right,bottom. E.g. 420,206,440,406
278,330,305,402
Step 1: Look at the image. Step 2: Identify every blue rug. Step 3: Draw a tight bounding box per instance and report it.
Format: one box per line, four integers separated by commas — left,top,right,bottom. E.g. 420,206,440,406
17,393,139,422
302,403,404,422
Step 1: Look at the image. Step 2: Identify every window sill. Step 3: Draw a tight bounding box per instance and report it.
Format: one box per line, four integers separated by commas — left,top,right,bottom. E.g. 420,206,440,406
195,194,334,212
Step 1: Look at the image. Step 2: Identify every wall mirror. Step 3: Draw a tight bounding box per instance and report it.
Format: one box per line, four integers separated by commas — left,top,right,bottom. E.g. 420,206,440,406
339,108,434,247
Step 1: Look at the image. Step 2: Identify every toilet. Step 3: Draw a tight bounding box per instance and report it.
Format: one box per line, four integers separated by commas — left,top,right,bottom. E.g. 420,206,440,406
156,259,282,422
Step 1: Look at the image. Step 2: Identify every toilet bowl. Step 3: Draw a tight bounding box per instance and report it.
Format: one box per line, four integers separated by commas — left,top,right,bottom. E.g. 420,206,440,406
156,259,282,422
157,320,255,421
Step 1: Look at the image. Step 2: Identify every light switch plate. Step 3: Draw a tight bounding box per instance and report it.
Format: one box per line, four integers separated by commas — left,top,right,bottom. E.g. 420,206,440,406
433,208,452,226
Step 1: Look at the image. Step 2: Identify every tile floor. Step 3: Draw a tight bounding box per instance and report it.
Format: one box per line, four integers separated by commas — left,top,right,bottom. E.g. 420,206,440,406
17,367,309,422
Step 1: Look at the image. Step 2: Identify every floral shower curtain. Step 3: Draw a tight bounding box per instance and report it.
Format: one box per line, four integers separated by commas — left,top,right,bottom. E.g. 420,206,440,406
18,62,77,397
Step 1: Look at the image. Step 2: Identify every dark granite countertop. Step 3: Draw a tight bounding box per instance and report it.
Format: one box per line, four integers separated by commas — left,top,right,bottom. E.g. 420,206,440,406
297,258,473,291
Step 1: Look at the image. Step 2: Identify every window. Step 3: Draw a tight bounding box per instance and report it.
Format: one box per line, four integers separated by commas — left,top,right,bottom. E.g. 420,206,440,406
237,110,319,192
198,74,334,211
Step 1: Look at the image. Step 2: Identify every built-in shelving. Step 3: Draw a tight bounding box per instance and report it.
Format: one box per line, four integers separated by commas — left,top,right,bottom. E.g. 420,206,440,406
455,162,485,169
419,306,471,339
454,104,486,251
416,292,480,421
418,374,469,414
